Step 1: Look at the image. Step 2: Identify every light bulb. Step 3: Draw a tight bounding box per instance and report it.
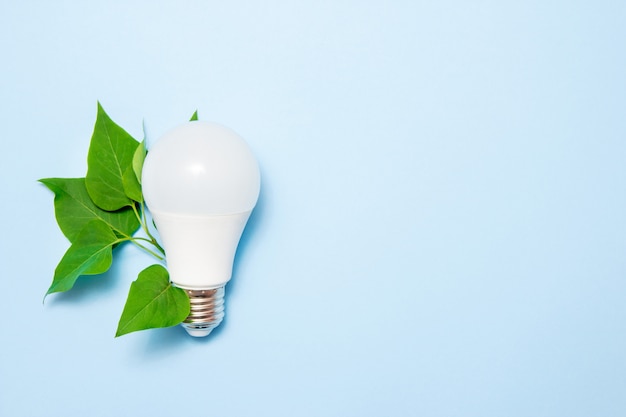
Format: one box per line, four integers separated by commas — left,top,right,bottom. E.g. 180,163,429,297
142,121,260,337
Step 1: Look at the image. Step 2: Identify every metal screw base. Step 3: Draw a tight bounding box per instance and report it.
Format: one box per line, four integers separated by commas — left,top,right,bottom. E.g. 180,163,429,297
181,286,225,337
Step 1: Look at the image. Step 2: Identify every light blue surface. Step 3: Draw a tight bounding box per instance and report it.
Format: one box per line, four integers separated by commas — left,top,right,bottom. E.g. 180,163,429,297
1,1,625,416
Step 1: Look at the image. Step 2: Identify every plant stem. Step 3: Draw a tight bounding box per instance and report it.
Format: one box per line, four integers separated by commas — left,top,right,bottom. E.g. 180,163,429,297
115,236,165,261
130,238,165,261
132,201,166,255
117,201,167,261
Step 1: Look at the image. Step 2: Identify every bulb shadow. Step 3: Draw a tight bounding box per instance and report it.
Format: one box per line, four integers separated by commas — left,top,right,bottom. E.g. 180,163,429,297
140,324,192,358
139,311,231,359
229,169,267,298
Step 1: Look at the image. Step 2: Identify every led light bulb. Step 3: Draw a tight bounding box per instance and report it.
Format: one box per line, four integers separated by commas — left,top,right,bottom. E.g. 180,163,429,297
142,121,260,337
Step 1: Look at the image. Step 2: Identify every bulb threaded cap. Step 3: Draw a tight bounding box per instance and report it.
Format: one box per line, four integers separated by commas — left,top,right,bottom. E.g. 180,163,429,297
181,286,225,337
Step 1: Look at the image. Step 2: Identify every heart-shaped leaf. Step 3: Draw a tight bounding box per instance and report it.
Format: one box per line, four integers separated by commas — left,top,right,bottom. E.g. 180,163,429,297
46,219,118,296
85,103,140,211
116,264,190,337
39,177,139,242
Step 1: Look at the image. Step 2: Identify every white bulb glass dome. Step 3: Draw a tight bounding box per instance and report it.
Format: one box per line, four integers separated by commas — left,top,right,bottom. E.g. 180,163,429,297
142,121,260,215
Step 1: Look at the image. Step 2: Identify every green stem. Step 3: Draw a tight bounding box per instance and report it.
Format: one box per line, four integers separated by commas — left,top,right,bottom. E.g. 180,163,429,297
133,201,166,255
133,236,156,245
131,239,165,261
132,201,147,234
115,236,165,261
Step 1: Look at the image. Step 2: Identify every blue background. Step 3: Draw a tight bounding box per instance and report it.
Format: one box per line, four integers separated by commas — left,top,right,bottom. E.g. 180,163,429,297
1,1,625,416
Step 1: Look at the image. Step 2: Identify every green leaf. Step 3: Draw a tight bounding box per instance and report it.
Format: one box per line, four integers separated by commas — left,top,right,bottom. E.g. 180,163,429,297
46,220,118,296
116,264,190,337
39,177,139,243
86,102,140,211
132,139,146,184
122,166,142,202
190,110,198,121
